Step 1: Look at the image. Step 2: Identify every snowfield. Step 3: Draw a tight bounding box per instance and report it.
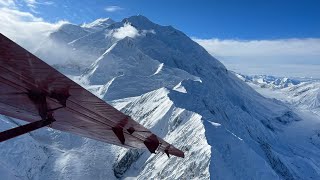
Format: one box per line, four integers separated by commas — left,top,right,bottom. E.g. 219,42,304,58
1,15,319,179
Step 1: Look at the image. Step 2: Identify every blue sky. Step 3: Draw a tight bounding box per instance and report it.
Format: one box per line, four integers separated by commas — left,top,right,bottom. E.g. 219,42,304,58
0,0,319,78
12,0,320,39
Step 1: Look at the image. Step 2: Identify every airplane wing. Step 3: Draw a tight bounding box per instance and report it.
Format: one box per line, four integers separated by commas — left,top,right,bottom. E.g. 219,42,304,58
0,33,184,158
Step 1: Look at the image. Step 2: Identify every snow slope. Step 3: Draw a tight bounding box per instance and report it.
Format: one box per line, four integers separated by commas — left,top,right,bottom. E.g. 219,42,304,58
1,15,319,180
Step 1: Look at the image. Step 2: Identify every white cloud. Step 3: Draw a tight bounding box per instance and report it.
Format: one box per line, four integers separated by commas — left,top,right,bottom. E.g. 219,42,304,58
112,23,139,39
193,38,320,78
104,5,123,12
112,23,155,40
0,7,67,52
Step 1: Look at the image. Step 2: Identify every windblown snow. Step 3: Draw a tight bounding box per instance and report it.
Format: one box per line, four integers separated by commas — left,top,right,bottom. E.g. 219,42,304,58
1,15,319,180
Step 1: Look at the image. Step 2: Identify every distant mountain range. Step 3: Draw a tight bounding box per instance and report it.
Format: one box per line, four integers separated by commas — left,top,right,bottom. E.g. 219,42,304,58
236,73,320,117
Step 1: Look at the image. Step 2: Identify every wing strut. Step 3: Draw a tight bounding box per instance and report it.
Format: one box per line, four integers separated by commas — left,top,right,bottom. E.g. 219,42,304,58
0,85,68,142
0,118,55,142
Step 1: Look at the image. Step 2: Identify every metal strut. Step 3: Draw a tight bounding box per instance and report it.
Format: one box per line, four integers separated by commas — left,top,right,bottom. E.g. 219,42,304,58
0,88,69,143
0,118,55,142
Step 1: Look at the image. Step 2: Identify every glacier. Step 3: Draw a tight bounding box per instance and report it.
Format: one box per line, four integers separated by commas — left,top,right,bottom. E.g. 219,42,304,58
0,15,319,179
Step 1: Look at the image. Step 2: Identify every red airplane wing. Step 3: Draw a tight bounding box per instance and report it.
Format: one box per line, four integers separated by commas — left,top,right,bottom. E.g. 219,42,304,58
0,33,184,158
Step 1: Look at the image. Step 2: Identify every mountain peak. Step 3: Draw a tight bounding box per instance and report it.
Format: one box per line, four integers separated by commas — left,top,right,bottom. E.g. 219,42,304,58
125,15,150,21
122,15,155,29
82,18,115,31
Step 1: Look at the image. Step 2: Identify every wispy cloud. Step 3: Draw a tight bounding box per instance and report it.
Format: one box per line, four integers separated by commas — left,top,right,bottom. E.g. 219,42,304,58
0,0,16,8
23,0,54,13
193,38,320,77
24,0,37,8
104,5,123,12
0,7,67,52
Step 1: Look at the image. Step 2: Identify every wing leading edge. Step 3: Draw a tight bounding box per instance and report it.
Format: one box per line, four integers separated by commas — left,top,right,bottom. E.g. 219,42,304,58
0,33,184,158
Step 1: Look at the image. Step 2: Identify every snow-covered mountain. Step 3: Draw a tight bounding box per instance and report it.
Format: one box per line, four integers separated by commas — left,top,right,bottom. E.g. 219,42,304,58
236,73,320,116
1,15,320,180
235,74,301,89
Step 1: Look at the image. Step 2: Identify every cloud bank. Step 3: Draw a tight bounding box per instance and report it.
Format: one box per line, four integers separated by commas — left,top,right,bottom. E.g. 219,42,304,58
194,38,320,61
0,7,66,52
194,38,320,78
